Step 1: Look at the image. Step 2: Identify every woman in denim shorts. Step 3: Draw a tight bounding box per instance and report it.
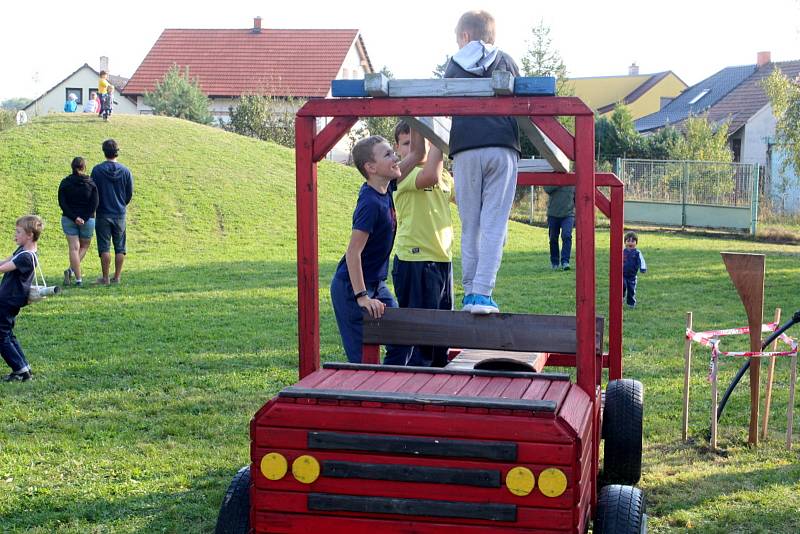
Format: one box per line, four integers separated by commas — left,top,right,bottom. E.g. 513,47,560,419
58,157,99,286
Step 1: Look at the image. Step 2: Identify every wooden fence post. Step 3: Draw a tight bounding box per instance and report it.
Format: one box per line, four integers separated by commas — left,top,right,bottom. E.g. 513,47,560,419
682,312,693,441
788,352,797,450
711,352,718,451
762,308,782,440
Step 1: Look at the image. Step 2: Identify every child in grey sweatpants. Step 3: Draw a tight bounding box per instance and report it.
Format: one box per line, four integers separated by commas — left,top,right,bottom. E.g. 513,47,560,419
445,9,521,314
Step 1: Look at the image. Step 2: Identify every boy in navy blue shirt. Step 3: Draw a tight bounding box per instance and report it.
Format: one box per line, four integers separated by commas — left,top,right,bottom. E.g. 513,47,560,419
623,231,647,308
330,134,423,363
1,215,43,382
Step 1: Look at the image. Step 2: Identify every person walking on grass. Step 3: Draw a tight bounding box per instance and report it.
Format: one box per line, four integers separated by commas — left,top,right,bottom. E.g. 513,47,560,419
1,215,44,382
90,139,133,285
59,157,98,287
623,231,647,308
544,185,575,271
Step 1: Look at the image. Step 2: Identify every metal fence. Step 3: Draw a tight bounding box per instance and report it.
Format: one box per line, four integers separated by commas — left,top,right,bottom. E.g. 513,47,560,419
617,159,758,208
617,158,760,233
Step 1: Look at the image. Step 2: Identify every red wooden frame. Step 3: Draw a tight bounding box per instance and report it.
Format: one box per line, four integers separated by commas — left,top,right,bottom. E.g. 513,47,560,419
294,96,625,517
295,97,625,386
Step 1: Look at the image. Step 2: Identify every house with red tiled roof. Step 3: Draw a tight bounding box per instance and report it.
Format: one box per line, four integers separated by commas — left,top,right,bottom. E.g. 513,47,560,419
123,17,373,121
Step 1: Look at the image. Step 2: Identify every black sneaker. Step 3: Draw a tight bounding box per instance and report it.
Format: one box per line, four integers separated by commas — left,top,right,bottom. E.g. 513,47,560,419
3,371,32,382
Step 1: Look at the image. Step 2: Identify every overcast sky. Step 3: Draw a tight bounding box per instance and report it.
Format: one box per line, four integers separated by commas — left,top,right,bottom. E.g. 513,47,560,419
2,0,799,102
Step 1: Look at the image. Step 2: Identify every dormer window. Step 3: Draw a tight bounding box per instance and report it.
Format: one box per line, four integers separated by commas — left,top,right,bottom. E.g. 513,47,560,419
689,89,709,105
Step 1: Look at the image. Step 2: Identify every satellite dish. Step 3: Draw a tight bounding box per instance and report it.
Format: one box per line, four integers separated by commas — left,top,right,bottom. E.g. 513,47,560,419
15,110,28,125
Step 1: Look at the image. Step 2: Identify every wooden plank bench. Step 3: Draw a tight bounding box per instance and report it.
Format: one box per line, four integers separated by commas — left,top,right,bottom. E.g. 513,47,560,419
363,308,604,372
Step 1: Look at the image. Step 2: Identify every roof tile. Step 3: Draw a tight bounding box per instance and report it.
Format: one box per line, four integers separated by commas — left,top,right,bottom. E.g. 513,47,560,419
123,28,364,98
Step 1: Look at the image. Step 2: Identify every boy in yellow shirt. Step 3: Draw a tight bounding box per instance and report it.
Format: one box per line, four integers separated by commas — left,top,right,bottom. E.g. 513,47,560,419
97,70,114,117
392,121,455,367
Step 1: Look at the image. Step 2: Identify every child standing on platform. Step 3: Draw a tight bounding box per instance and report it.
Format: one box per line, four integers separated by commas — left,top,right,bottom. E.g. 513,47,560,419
623,231,647,308
444,9,521,314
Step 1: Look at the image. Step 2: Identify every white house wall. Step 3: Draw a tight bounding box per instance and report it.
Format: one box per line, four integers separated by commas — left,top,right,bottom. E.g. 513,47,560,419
25,66,137,118
740,103,775,167
317,41,370,162
336,42,370,81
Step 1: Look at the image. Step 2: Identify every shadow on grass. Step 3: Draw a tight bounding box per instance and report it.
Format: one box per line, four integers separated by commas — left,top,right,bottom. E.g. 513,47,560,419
0,466,236,533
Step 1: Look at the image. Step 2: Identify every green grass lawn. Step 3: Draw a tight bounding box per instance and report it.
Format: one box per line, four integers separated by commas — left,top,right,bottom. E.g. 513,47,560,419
1,115,799,533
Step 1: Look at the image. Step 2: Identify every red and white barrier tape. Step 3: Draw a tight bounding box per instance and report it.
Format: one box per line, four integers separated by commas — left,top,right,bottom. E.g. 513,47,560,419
685,323,798,381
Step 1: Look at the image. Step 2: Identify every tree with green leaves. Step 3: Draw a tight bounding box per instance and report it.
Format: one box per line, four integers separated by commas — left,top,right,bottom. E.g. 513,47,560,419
226,94,305,148
664,115,734,199
143,65,213,125
518,19,573,161
432,56,450,79
595,104,643,164
1,97,32,111
520,19,573,97
762,68,800,179
668,115,732,162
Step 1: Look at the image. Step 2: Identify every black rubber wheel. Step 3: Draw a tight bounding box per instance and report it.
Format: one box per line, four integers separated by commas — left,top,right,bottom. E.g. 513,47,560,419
594,484,646,534
602,379,643,485
214,465,251,534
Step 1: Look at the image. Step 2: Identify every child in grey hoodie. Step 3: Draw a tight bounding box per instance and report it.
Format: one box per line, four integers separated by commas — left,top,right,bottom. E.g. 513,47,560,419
444,10,520,314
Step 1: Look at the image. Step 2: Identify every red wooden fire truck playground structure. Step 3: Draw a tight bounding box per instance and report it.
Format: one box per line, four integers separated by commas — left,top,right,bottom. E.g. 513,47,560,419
215,77,646,533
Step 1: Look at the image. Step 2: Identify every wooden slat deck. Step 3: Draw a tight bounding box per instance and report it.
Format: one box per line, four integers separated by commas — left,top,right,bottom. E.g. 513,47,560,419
447,349,548,373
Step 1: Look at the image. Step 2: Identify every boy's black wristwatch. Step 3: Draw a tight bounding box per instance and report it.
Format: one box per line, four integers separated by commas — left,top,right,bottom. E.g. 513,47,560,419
354,290,369,299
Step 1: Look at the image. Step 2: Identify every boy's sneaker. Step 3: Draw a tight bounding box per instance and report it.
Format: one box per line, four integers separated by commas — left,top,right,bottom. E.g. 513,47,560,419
461,294,476,312
2,370,32,382
63,268,73,286
551,264,559,270
561,262,571,271
470,294,499,314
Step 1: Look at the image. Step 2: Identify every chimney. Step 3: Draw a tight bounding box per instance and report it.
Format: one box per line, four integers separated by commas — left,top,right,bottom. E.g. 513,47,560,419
252,16,262,33
628,62,639,76
99,56,109,72
757,51,771,66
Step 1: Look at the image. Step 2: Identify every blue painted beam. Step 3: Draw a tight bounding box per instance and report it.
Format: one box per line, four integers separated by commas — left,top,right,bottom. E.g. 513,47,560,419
331,80,368,97
331,76,557,97
514,77,556,96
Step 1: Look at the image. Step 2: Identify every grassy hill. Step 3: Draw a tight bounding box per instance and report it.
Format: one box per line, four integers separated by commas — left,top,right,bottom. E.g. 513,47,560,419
1,114,800,532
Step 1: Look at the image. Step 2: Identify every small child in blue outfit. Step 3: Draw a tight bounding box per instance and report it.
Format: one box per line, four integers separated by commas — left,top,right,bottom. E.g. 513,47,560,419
330,134,423,364
623,231,647,308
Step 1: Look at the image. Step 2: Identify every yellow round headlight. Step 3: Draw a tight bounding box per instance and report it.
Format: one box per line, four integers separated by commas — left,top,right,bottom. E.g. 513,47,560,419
260,452,288,481
292,455,321,484
538,467,568,497
505,466,536,496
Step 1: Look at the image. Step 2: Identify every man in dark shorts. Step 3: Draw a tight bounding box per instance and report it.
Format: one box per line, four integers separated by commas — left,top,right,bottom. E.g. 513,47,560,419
90,139,133,284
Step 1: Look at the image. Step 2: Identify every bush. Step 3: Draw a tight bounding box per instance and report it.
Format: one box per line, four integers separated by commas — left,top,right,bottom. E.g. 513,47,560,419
0,109,16,131
143,65,213,125
225,94,304,148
